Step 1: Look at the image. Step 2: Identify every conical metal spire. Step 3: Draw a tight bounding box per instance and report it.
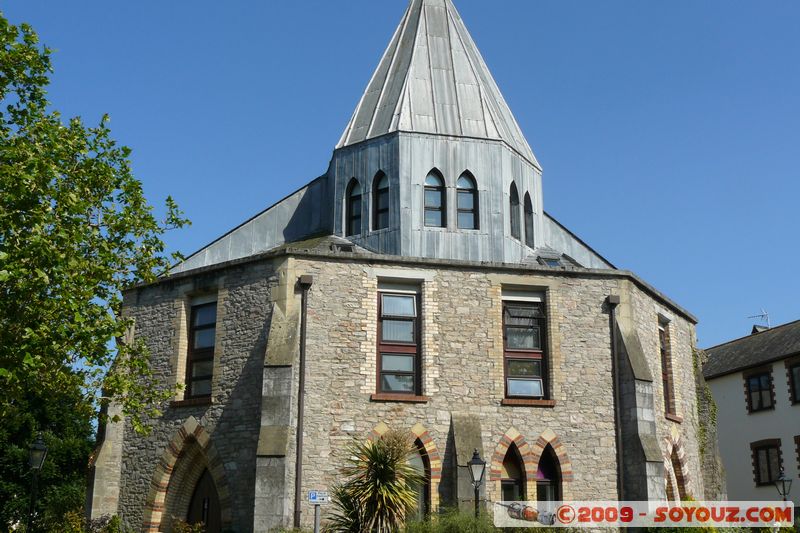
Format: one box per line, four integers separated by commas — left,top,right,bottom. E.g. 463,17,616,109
337,0,539,168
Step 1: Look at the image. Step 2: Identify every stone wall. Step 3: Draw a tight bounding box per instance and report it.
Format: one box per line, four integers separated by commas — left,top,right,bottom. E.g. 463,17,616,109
108,252,704,531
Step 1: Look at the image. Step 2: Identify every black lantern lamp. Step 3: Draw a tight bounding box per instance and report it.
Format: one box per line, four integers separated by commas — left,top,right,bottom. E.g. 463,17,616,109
27,432,48,533
29,433,48,470
775,469,792,503
467,449,486,518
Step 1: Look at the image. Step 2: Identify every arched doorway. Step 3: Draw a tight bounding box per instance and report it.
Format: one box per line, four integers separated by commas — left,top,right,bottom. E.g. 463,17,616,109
408,439,431,520
186,469,221,532
535,445,561,502
501,443,526,501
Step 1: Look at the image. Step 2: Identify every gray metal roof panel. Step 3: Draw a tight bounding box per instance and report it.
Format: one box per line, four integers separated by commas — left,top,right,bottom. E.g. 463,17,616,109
338,0,540,169
703,320,800,379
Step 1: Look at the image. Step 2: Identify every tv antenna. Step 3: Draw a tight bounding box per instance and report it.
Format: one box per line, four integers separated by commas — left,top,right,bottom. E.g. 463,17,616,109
748,308,770,329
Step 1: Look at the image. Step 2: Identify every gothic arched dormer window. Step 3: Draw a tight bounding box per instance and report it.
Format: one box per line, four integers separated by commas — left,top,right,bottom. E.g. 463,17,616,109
524,192,535,248
424,170,446,228
373,172,389,231
456,173,479,230
509,182,521,240
345,179,362,236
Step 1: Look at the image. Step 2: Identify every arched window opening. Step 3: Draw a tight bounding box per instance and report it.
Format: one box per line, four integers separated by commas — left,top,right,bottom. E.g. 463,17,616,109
524,192,535,248
456,173,478,230
345,179,362,236
535,445,561,503
509,183,521,239
408,439,431,520
501,443,526,502
373,172,389,230
187,468,222,533
424,170,446,228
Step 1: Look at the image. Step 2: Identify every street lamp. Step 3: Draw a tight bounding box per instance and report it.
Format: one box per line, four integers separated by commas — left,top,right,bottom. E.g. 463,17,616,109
774,469,792,503
467,448,486,518
27,433,48,533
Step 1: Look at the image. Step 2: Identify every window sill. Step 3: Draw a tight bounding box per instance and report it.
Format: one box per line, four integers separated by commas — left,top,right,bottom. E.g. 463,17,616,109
665,413,683,423
501,398,556,408
171,397,213,408
747,407,775,414
370,393,429,403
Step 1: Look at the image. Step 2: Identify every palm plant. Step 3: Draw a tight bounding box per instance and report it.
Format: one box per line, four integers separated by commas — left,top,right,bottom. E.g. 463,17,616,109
326,430,425,532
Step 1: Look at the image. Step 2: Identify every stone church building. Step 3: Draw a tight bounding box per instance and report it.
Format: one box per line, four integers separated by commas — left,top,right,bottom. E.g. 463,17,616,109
87,0,715,531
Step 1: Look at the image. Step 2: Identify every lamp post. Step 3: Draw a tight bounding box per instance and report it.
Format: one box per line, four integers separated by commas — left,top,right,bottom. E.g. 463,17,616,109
774,469,792,503
467,448,486,519
27,433,47,533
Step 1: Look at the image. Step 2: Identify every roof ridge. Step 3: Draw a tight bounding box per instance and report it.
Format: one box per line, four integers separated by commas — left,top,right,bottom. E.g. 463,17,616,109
703,318,800,352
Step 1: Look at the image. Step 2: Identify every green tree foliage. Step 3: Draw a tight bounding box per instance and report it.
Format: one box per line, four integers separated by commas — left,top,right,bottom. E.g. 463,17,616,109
0,367,93,531
327,430,425,533
0,10,189,434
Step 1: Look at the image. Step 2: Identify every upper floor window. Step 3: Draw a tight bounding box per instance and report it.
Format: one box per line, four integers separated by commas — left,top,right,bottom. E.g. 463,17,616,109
745,370,774,412
424,170,446,228
509,182,521,239
187,301,217,398
373,172,389,230
377,289,420,395
345,179,362,236
457,173,478,230
524,192,535,248
750,439,782,486
659,320,677,417
787,360,800,404
502,299,547,399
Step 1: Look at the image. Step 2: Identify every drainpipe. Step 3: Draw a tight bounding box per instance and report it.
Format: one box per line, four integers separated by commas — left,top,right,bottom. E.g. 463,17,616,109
294,275,313,528
606,294,624,501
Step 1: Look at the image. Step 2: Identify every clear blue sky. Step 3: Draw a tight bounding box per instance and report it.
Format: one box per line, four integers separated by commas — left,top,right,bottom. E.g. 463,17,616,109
5,1,799,348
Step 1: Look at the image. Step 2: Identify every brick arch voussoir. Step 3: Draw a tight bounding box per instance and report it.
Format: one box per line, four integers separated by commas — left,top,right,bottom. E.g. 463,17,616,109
663,433,691,498
142,416,233,532
531,429,574,484
490,428,535,482
410,423,442,482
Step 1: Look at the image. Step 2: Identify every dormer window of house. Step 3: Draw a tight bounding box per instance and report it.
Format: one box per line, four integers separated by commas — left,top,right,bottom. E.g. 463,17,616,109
456,173,478,230
509,182,521,240
373,172,389,231
424,170,446,228
345,179,362,236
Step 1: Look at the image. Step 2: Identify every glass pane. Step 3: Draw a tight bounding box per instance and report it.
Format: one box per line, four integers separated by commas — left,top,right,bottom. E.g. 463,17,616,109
506,327,540,350
761,390,772,408
350,197,361,213
424,209,442,227
348,216,361,236
425,173,443,187
382,294,416,316
748,376,760,393
501,480,522,502
457,191,474,210
377,211,389,229
381,354,414,372
457,212,475,230
507,359,541,377
793,366,800,401
381,374,414,393
506,304,541,320
758,449,770,482
382,320,414,343
191,379,212,397
376,174,388,190
768,449,780,482
760,375,770,390
457,176,474,189
349,182,361,196
193,328,216,349
424,189,442,208
750,390,761,410
507,378,543,397
377,190,389,210
193,303,216,327
192,360,213,378
537,481,556,503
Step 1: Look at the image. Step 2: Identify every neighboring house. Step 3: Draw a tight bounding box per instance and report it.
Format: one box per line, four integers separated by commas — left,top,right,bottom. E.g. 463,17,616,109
704,321,800,504
86,1,717,531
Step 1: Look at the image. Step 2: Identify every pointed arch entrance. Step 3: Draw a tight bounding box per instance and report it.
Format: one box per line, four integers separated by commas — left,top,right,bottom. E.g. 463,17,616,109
663,434,690,503
142,417,232,532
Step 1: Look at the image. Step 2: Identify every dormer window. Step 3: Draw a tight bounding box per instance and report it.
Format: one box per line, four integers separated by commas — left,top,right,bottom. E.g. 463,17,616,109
373,172,389,230
509,182,521,240
524,192,535,248
345,179,362,236
424,170,446,228
456,173,478,230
